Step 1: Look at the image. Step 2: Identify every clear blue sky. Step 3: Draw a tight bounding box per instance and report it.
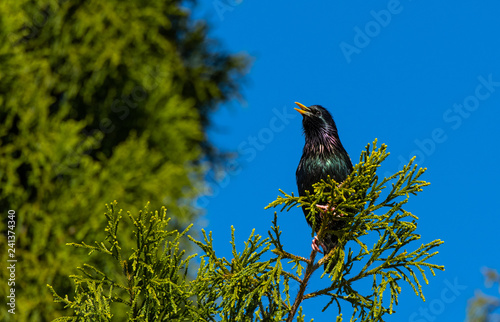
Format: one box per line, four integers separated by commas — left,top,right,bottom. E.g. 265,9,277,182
194,1,500,320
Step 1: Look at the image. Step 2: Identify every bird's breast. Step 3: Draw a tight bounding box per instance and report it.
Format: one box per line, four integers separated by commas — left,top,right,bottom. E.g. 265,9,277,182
296,151,352,197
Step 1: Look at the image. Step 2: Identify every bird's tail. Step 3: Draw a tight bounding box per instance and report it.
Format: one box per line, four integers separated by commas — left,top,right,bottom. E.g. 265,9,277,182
319,216,347,273
322,234,340,273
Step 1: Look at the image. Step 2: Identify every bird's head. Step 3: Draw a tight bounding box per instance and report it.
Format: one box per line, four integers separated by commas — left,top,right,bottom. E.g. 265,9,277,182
294,102,339,139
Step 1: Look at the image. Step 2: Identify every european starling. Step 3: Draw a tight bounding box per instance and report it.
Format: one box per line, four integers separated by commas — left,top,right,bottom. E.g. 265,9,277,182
294,102,353,264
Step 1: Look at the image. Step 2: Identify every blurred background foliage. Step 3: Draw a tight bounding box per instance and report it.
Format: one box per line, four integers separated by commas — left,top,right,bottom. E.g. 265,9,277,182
0,0,249,320
467,268,500,322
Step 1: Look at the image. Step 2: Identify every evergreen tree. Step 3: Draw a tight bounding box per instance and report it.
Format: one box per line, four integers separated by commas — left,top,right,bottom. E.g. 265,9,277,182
49,141,444,321
0,0,248,320
467,268,500,322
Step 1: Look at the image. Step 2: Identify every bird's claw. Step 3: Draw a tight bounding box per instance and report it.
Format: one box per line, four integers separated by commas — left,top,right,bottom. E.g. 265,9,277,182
316,204,345,218
312,235,326,254
316,204,330,212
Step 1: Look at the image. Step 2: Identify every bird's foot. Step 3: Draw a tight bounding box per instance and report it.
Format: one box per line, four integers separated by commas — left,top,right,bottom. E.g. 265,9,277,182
316,204,345,218
316,204,334,213
312,235,326,254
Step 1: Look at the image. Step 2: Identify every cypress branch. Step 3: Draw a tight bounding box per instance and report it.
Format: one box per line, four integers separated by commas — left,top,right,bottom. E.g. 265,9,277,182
49,140,443,321
265,139,444,320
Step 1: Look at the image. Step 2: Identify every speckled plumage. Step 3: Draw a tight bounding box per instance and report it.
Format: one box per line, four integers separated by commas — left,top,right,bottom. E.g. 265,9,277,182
295,103,353,265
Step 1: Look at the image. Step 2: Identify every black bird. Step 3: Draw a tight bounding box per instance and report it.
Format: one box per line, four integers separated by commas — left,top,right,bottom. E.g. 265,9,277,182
294,102,353,264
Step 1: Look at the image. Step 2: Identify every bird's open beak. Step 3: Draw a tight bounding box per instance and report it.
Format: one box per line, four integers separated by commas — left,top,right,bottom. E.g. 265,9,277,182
294,102,309,115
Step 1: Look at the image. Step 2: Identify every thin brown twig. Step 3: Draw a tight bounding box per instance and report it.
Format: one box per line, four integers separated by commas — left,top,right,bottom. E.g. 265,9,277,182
286,249,317,322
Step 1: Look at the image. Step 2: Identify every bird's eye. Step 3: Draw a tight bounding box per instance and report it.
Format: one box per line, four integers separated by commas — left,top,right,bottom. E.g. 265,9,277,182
315,110,321,116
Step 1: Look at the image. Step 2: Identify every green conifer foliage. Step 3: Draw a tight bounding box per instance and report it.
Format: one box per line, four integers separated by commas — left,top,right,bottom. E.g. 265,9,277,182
50,141,444,321
266,140,444,321
0,1,247,320
466,268,500,322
